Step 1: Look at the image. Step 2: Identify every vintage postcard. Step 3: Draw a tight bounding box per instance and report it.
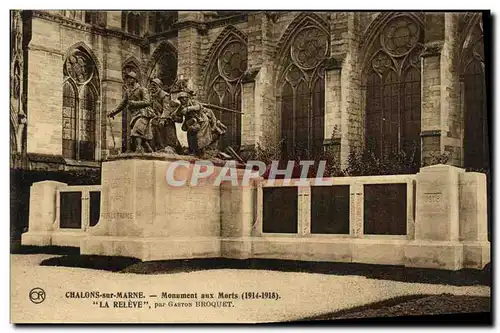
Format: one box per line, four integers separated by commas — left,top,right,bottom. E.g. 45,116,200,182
10,10,491,324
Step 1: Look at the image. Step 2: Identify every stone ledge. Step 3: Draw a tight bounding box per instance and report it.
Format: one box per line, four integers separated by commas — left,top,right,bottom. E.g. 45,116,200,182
105,152,246,168
462,241,490,269
404,241,464,271
81,236,221,261
420,130,442,137
21,231,52,246
323,138,341,146
27,153,66,164
51,230,88,248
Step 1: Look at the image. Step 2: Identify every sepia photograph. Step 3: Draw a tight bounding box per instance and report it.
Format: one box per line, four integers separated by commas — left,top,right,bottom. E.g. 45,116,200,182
9,9,491,324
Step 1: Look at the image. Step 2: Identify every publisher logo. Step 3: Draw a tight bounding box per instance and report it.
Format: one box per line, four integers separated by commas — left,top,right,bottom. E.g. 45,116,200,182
29,288,45,304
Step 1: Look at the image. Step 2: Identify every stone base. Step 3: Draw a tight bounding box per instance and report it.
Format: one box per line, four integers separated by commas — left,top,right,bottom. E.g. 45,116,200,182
80,236,221,261
404,241,464,270
462,241,490,269
351,238,408,265
51,230,87,248
220,238,252,259
251,237,409,265
21,231,52,246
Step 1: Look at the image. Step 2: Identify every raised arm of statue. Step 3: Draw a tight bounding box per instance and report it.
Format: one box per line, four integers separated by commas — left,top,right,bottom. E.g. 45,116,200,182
109,91,128,117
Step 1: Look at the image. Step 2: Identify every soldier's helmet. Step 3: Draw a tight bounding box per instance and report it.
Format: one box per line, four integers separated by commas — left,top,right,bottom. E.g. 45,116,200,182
150,78,162,87
178,91,189,99
126,71,138,80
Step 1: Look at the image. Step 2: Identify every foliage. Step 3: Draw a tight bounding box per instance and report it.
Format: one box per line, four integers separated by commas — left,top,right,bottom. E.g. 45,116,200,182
243,140,284,166
422,151,450,167
243,132,464,177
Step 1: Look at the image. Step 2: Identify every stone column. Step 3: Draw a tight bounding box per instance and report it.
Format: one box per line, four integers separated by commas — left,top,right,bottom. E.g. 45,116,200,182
441,13,462,166
220,170,256,259
298,186,311,236
21,180,67,246
459,172,490,268
176,11,203,93
241,12,278,150
101,38,124,156
405,164,464,270
420,13,444,165
241,75,258,149
339,13,362,169
349,183,363,238
324,61,342,167
26,16,64,156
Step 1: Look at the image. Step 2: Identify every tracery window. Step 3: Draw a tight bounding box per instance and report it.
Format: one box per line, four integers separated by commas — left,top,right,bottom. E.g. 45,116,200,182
364,16,424,162
279,25,328,159
122,11,141,36
206,37,247,151
62,48,100,161
461,20,488,170
85,11,105,26
154,11,178,33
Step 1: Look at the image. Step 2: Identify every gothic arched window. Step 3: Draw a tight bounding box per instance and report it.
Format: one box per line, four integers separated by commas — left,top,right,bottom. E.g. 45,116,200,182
461,20,488,170
278,25,328,159
126,11,141,36
364,16,423,163
80,85,97,160
62,82,77,159
205,36,247,151
62,48,100,161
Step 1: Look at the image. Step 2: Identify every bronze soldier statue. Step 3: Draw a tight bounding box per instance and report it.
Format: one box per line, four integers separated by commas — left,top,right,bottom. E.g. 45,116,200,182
149,78,183,153
108,71,155,153
176,91,227,156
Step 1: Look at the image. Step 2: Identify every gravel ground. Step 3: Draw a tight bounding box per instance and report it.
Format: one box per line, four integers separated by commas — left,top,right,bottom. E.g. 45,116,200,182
40,255,491,286
10,254,491,324
301,294,491,322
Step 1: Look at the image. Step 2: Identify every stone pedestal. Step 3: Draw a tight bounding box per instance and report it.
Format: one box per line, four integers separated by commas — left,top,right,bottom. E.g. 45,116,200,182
220,179,255,259
459,172,490,268
81,154,247,261
21,181,67,246
405,164,490,270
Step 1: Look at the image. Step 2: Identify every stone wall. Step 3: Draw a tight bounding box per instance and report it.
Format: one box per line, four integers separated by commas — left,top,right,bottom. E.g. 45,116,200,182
18,11,486,171
25,11,144,162
23,161,489,270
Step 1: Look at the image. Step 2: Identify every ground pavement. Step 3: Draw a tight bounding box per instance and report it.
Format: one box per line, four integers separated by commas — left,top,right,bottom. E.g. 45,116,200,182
10,254,490,323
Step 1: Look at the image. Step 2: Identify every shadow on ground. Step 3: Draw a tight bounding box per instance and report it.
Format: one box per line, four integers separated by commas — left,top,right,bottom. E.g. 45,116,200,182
294,293,491,324
29,248,491,286
11,244,80,255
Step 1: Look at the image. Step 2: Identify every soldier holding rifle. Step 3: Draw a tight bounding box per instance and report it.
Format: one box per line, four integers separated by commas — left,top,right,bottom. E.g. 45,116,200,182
176,91,227,156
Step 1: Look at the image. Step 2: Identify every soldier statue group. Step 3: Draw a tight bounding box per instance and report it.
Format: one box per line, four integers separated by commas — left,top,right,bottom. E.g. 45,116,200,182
108,71,228,157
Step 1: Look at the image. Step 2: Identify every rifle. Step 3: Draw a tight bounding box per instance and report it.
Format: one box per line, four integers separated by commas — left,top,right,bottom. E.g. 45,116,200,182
201,103,244,114
170,101,244,119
